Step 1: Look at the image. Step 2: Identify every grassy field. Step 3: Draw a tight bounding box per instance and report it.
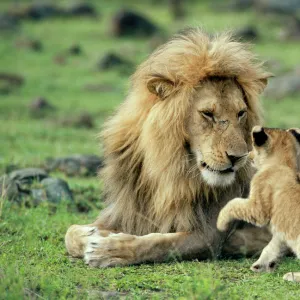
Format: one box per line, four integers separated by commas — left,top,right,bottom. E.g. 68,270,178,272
1,0,300,299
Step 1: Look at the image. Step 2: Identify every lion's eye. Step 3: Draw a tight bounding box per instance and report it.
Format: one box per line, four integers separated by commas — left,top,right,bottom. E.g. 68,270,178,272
238,110,247,119
201,111,214,121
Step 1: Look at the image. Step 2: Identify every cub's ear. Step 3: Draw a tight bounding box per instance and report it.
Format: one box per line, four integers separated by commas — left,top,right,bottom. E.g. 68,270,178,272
147,75,175,100
288,128,300,144
252,126,268,147
257,73,274,94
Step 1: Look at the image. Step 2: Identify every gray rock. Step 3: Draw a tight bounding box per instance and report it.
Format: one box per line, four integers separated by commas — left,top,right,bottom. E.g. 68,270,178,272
217,0,300,14
169,0,185,20
234,26,259,41
45,155,103,177
1,168,73,204
29,97,55,118
279,17,300,41
60,112,95,129
68,44,82,55
65,4,97,17
31,189,47,204
40,178,73,203
15,38,42,52
9,168,48,184
0,73,24,94
111,10,158,37
0,14,19,31
98,53,132,71
256,0,300,14
264,68,300,99
7,3,97,23
20,4,62,21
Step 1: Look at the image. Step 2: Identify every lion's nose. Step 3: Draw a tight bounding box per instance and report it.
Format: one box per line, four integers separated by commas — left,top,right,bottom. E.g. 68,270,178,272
226,152,247,166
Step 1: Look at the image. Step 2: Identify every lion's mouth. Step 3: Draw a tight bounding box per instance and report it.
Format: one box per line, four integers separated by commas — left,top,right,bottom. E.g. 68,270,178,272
201,162,234,174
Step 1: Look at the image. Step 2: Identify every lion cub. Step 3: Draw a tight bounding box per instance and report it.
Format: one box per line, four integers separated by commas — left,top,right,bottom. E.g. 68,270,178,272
217,126,300,280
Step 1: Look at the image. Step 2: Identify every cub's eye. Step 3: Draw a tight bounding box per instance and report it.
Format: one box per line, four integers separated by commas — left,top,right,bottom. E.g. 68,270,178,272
201,111,214,121
238,110,247,119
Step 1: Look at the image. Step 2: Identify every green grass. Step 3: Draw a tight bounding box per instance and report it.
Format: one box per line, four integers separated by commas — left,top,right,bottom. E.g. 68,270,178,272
1,0,300,299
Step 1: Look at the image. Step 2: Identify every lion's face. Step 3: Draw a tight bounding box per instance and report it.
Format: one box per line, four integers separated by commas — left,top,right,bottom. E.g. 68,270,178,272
186,78,250,187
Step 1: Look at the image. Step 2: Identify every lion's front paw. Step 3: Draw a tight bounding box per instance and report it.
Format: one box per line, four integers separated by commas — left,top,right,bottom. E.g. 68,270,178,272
84,232,137,268
251,261,276,273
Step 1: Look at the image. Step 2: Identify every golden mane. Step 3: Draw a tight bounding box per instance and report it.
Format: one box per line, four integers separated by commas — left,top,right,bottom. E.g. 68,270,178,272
98,28,271,235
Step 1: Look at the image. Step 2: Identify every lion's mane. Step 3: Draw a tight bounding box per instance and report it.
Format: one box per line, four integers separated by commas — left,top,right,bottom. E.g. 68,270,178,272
98,28,270,235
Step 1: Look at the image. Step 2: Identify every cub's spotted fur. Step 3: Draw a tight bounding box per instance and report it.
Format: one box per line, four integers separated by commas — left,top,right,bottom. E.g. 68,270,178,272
217,126,300,281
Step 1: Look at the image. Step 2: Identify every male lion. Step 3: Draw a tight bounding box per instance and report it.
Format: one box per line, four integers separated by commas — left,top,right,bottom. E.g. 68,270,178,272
65,28,272,267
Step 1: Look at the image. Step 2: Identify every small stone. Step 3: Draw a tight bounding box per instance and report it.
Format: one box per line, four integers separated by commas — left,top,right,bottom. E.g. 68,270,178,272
15,38,42,52
44,155,103,177
0,73,24,94
68,44,82,55
83,83,116,93
98,53,131,71
74,112,94,129
65,3,97,17
111,10,158,37
9,168,48,184
23,4,62,21
60,112,94,129
169,0,185,19
41,178,73,203
31,189,47,204
29,97,55,117
234,26,259,41
0,13,19,31
59,157,81,176
255,0,300,14
53,54,67,65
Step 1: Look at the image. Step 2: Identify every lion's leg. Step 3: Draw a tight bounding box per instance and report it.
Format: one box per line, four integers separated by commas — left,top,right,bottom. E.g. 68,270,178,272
250,234,288,272
217,197,266,232
82,230,215,267
222,225,271,257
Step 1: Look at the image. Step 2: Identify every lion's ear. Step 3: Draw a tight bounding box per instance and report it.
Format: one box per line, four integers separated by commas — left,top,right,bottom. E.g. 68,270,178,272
147,76,175,100
252,126,268,147
288,128,300,144
257,73,273,94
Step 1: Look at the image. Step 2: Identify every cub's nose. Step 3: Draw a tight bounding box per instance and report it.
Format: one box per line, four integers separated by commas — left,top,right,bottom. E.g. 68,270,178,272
226,152,247,166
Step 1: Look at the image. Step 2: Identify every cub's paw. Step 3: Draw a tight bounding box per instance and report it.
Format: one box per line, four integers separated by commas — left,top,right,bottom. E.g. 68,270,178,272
283,272,300,282
84,232,137,268
216,211,230,232
251,261,276,273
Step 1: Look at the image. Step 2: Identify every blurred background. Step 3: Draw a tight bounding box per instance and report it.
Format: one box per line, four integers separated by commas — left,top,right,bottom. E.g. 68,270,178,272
1,2,300,298
1,0,300,171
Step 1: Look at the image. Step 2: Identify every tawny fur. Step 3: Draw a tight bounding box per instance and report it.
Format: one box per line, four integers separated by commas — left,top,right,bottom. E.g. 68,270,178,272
98,28,270,235
65,28,272,267
217,127,300,279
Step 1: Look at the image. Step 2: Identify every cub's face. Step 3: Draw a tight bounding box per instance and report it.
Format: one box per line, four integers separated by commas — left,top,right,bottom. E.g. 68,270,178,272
251,126,300,169
186,78,252,187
